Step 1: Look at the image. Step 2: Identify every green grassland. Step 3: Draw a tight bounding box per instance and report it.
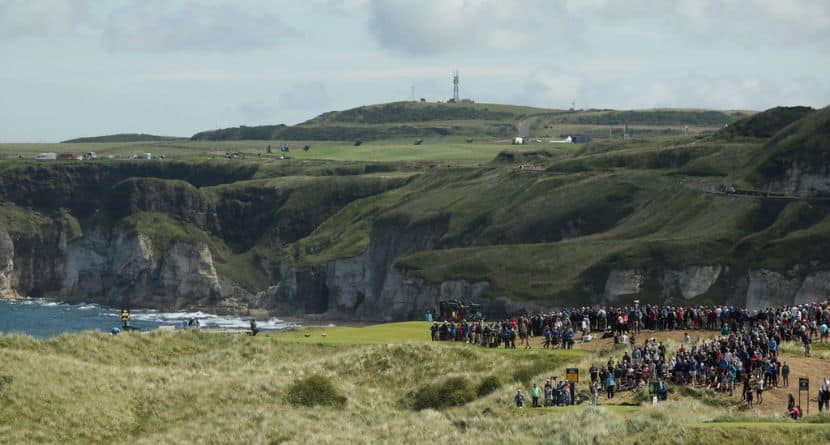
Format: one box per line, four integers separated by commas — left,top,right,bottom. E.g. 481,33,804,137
1,325,827,444
0,139,549,163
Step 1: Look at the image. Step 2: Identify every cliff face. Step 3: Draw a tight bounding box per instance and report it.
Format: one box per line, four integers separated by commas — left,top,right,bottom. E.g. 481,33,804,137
110,178,220,233
0,212,68,299
0,163,418,316
2,119,830,320
264,218,540,321
763,162,830,197
0,163,238,310
0,229,16,297
64,227,222,309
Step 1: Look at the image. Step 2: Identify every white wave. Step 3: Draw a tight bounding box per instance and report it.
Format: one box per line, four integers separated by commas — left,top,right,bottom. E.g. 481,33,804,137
129,310,296,331
8,297,299,331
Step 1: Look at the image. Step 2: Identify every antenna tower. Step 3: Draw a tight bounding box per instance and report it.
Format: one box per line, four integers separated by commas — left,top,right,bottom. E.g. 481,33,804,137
452,70,459,103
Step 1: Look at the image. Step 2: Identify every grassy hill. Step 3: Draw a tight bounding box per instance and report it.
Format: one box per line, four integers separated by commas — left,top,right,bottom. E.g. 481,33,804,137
191,102,544,141
2,325,829,444
542,109,745,126
747,105,830,188
191,102,746,142
62,133,186,143
303,102,554,125
716,106,813,140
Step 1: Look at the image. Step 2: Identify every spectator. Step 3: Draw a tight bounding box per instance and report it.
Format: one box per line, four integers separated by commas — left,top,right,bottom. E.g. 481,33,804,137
530,383,541,408
606,372,616,399
515,390,525,408
756,378,764,405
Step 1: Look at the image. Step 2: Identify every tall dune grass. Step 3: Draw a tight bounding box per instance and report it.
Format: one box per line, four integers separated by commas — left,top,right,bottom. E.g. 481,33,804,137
1,329,827,444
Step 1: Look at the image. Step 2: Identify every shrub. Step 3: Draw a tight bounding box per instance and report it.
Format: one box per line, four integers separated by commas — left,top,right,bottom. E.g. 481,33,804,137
0,375,12,393
476,375,502,397
413,376,476,410
284,374,347,408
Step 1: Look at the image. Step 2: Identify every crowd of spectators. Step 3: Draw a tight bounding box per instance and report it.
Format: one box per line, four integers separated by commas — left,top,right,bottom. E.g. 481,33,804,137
432,302,830,352
433,301,830,416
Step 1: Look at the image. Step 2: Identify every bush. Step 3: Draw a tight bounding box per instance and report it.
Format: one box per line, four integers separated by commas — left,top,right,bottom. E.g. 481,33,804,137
413,376,476,410
284,374,347,408
476,375,502,397
0,375,12,393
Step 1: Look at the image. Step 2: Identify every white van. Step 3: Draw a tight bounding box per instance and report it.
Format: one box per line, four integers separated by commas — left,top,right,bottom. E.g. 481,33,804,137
36,153,57,161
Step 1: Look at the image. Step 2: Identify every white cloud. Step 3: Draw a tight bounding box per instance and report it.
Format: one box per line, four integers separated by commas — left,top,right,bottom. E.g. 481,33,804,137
0,0,89,41
368,0,575,56
508,72,584,109
368,0,830,56
101,1,295,53
278,82,332,111
311,0,369,16
238,100,278,123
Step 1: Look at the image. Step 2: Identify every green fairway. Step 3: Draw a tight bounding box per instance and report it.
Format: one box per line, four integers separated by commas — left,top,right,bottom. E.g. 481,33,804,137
274,321,434,344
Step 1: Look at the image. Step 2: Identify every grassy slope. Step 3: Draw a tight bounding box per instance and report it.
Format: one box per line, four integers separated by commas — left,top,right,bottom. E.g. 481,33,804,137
1,326,828,444
747,105,830,186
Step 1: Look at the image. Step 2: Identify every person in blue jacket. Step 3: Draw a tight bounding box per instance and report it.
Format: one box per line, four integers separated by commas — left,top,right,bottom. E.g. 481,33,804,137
514,390,525,407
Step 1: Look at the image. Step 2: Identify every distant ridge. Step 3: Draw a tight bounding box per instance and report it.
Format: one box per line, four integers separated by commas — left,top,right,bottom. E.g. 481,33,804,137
62,133,186,143
190,102,546,141
716,106,814,140
190,101,753,142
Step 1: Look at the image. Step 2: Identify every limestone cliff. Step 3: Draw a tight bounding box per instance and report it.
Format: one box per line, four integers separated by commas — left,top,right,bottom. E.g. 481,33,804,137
64,226,222,309
0,229,16,298
764,162,830,197
267,220,546,321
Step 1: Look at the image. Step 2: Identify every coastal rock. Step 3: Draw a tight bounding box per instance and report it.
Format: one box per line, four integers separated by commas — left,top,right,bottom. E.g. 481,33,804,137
745,268,801,309
662,266,722,300
65,226,222,308
793,271,830,305
273,220,506,321
603,269,644,302
0,230,15,298
765,162,830,197
159,241,220,299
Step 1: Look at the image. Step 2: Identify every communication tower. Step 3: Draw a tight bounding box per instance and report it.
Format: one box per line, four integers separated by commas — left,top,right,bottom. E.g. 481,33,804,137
452,70,459,103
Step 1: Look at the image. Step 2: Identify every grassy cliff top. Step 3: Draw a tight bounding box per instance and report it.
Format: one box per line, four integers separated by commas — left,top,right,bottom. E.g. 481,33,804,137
302,101,556,125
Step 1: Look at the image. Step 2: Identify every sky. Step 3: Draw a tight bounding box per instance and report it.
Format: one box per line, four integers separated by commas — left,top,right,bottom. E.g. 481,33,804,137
1,0,829,142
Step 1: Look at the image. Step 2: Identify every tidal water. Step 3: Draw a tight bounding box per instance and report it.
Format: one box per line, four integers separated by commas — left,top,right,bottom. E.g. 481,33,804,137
0,298,296,338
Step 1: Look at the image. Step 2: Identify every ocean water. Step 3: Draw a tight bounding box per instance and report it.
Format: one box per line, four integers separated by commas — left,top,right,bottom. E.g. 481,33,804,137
0,298,297,338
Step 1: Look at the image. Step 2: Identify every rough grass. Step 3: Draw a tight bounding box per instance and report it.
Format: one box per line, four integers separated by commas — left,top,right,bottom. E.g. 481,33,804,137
285,374,347,408
412,376,476,410
1,325,828,444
